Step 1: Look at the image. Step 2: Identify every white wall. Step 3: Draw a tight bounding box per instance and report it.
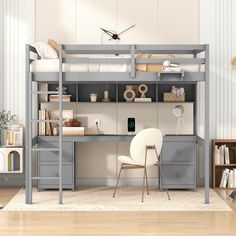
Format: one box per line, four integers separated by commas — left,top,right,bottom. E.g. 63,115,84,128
36,0,198,44
0,0,35,123
200,0,236,139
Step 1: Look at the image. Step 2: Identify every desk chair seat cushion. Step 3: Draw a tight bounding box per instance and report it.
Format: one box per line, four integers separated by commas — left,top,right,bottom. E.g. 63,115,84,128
118,155,137,165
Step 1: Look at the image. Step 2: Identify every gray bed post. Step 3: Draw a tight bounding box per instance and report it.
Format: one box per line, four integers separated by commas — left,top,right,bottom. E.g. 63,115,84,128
25,44,32,204
205,44,210,204
58,44,63,204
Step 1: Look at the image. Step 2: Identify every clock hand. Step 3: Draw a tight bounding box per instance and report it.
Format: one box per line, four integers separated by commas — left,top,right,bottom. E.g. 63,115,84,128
100,28,113,37
118,24,136,36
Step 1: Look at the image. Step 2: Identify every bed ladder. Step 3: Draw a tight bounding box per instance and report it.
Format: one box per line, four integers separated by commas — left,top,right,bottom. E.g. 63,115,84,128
25,45,64,204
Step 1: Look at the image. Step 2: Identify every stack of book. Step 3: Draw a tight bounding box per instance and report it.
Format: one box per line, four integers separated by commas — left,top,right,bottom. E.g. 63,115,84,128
38,109,52,136
49,95,71,102
219,168,236,188
214,145,230,165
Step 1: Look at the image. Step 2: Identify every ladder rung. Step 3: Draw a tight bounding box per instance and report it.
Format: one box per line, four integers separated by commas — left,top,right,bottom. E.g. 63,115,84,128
31,91,59,95
31,148,60,152
31,177,59,180
31,119,59,123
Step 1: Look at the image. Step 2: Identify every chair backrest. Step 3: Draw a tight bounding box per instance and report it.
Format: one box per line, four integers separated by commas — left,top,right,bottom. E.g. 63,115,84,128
130,128,163,166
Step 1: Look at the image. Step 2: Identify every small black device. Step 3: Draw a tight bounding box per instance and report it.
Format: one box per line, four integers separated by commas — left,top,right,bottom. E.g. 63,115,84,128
229,191,236,200
128,118,135,133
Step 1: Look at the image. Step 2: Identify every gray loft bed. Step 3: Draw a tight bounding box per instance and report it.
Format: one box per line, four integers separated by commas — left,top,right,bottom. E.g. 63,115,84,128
25,44,209,205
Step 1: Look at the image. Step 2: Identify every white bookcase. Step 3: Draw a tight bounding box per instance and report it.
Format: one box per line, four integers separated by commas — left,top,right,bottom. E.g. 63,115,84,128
0,147,23,173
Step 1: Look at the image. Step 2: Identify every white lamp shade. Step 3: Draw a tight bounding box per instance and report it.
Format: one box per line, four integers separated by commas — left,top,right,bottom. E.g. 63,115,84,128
172,105,184,117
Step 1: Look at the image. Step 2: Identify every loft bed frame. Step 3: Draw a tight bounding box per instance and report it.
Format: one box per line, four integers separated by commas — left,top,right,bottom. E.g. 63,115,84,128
25,44,210,205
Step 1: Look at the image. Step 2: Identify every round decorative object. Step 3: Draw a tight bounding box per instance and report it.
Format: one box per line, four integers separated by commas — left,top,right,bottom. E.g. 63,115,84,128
163,60,171,67
124,89,135,102
172,105,184,117
138,84,148,98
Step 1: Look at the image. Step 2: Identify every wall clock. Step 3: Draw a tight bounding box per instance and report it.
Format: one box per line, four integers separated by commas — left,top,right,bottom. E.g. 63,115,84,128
100,24,135,44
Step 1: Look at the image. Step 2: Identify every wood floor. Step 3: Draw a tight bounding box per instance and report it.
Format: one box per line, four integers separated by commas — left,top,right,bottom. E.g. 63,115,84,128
0,188,236,236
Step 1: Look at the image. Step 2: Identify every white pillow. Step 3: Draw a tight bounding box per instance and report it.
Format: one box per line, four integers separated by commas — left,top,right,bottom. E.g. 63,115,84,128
31,42,58,59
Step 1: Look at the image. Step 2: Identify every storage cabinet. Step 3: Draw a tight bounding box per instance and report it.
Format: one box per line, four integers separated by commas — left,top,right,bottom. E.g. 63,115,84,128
37,141,75,190
160,136,196,190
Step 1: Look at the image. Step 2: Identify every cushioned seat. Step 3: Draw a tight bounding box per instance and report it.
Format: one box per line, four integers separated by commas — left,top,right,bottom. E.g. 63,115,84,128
118,155,137,165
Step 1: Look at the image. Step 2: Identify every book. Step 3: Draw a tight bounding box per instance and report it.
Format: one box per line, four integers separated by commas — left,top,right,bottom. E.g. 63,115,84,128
49,95,71,102
219,145,224,165
38,109,46,135
45,110,52,136
62,127,84,136
38,110,42,135
233,168,236,188
134,98,152,103
214,145,220,165
225,147,230,164
223,168,230,188
219,168,230,188
38,83,48,102
42,109,46,136
228,170,234,188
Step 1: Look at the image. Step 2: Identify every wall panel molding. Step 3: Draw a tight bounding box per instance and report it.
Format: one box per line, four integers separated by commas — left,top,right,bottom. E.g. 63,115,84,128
200,0,235,139
0,0,35,123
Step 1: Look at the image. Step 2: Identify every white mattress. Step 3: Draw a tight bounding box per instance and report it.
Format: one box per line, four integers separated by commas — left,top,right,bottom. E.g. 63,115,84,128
30,59,131,72
30,59,202,73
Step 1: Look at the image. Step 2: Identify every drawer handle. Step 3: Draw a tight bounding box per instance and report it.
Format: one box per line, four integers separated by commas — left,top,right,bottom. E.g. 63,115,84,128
176,173,181,177
56,173,59,177
176,150,181,155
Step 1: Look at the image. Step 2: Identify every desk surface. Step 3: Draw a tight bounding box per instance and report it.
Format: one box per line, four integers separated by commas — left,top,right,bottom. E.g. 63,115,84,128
37,135,197,143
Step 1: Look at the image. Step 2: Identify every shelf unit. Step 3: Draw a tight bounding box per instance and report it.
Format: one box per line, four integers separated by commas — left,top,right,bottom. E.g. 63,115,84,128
26,44,210,205
212,139,236,189
40,82,196,103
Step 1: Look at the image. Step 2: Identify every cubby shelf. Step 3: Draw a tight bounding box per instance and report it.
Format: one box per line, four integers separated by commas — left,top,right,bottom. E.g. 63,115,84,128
39,83,196,103
212,139,236,189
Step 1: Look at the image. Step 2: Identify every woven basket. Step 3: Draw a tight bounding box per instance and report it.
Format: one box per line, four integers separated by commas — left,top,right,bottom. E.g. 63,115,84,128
163,92,185,102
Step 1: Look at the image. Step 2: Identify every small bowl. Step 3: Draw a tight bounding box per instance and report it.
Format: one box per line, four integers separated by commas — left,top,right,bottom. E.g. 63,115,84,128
65,119,81,127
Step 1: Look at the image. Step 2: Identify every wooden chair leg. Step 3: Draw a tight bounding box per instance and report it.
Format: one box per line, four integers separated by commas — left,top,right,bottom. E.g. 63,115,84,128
145,168,149,195
142,148,148,202
142,167,146,202
113,164,123,198
159,165,170,200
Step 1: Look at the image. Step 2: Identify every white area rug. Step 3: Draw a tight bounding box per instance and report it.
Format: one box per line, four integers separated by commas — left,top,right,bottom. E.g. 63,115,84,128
3,187,231,211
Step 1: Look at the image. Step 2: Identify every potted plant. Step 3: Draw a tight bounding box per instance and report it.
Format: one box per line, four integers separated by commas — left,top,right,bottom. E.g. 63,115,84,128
0,110,15,146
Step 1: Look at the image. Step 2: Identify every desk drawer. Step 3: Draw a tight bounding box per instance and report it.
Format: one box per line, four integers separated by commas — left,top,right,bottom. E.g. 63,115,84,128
38,164,73,186
161,141,195,163
38,141,73,163
162,165,195,185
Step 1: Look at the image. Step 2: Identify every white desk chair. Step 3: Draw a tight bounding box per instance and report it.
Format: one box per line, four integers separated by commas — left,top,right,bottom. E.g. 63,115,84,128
113,128,170,202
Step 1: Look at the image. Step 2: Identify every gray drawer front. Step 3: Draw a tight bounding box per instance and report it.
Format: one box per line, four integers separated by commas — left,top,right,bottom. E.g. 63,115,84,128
162,165,195,185
161,142,195,162
38,141,73,162
39,164,73,185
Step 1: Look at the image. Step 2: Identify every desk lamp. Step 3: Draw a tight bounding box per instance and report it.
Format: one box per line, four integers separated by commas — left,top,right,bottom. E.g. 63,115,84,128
172,105,184,135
